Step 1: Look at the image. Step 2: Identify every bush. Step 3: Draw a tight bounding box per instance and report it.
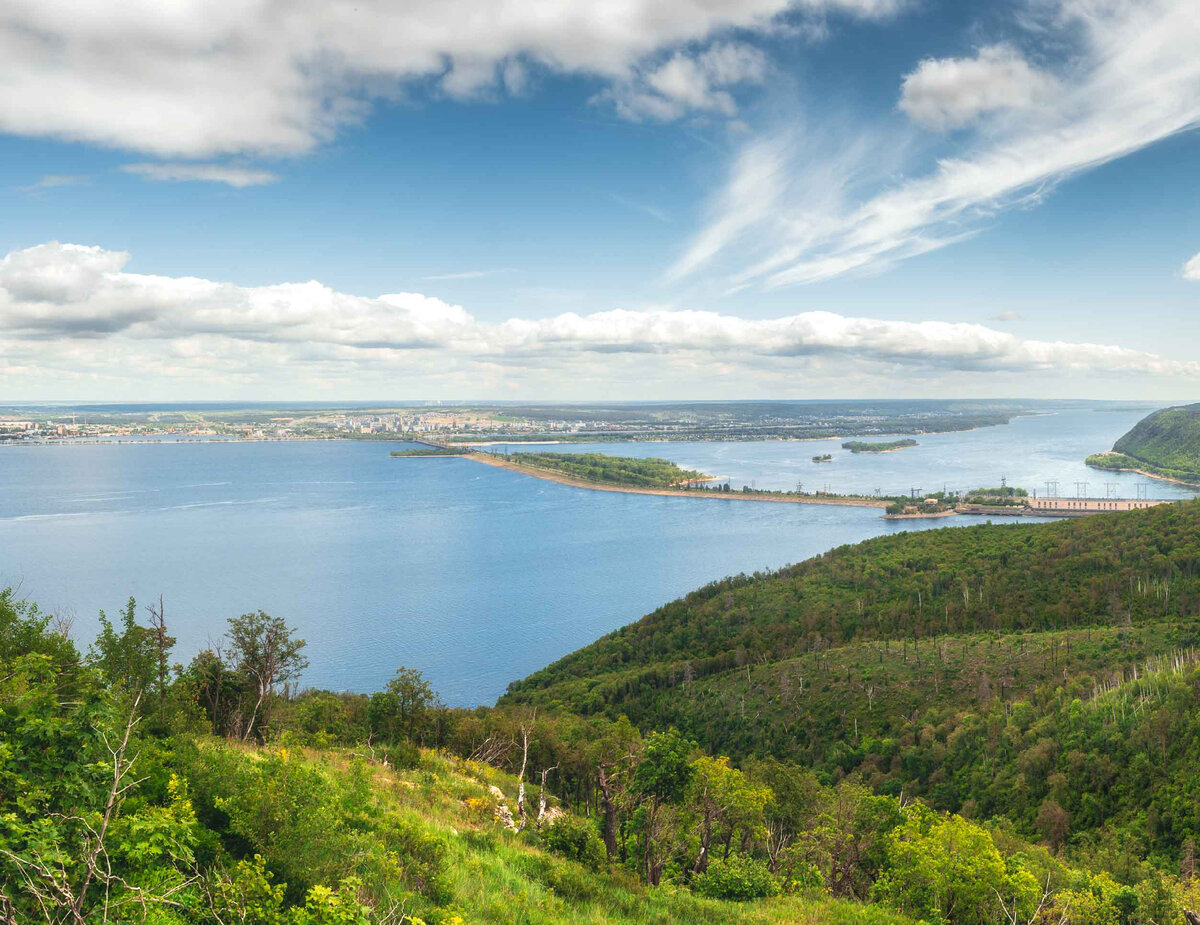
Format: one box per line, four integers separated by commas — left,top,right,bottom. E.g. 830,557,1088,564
384,740,421,770
540,814,607,869
692,855,780,901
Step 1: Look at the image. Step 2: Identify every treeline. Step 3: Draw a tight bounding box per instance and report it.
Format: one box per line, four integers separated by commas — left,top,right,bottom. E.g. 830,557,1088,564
505,452,708,488
7,587,1200,922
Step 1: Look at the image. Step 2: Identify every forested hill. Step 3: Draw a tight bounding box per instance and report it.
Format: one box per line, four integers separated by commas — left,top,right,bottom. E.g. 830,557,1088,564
504,501,1200,706
1088,402,1200,482
501,502,1200,868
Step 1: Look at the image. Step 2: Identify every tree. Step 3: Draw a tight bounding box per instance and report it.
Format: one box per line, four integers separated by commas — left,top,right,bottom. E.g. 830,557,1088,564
367,666,436,745
631,729,695,885
1035,797,1070,851
227,611,308,740
90,597,155,695
872,809,1038,925
145,595,176,728
183,643,247,737
687,756,770,875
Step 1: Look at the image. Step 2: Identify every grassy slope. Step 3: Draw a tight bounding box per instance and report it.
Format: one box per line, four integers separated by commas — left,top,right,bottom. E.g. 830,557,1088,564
1088,403,1200,482
195,740,911,924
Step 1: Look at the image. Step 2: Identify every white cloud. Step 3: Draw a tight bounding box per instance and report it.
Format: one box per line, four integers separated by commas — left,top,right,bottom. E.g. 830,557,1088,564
0,242,1196,397
990,310,1023,322
899,44,1057,130
1183,251,1200,281
602,42,769,122
121,163,280,187
672,0,1200,288
18,173,88,192
0,0,901,157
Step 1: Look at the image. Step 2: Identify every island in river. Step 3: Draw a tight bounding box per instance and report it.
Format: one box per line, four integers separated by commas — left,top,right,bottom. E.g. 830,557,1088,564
842,438,919,453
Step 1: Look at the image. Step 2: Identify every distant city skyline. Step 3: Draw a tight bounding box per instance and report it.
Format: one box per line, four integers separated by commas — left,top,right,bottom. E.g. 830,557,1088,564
2,0,1198,400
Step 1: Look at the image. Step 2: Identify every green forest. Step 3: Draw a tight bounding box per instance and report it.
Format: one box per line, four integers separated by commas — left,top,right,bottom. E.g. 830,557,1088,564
1087,403,1200,483
502,452,709,488
390,446,472,457
841,439,919,453
6,503,1200,922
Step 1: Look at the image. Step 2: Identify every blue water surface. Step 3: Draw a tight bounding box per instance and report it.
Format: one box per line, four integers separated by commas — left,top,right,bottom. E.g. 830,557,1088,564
0,406,1192,704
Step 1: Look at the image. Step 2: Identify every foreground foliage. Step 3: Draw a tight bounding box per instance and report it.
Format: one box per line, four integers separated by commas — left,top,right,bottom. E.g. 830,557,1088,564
6,504,1200,921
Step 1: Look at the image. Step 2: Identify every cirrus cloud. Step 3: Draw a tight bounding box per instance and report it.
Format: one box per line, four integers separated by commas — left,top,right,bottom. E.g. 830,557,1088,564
671,0,1200,289
120,163,281,187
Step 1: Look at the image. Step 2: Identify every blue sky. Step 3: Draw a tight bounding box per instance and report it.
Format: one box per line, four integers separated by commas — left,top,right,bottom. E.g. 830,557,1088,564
1,0,1198,400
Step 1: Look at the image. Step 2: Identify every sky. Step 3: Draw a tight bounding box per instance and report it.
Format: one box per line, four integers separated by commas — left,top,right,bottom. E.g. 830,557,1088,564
1,0,1198,401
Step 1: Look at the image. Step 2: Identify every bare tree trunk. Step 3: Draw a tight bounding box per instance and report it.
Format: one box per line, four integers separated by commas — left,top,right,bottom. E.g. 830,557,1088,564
536,765,558,827
74,693,142,921
515,712,533,830
597,766,620,860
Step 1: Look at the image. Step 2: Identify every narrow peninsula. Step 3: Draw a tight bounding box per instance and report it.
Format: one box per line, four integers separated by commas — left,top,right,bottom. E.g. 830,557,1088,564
469,451,890,508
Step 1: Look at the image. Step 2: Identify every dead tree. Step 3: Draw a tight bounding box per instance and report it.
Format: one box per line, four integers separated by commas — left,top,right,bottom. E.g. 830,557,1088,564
145,596,175,727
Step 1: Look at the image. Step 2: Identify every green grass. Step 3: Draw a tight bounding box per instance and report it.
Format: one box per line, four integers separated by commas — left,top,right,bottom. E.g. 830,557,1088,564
195,740,914,924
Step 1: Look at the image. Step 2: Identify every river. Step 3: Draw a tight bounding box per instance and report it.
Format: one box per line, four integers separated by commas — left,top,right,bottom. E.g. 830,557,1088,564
1,405,1193,704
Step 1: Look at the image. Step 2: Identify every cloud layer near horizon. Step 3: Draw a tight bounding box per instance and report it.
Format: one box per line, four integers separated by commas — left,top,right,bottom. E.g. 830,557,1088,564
2,242,1196,396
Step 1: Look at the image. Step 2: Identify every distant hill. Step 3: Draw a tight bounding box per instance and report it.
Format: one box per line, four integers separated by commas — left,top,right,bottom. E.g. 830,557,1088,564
1087,402,1200,484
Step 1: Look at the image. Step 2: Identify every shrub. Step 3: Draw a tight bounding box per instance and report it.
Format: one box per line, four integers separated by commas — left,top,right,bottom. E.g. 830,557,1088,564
384,740,421,770
541,814,607,869
692,855,780,901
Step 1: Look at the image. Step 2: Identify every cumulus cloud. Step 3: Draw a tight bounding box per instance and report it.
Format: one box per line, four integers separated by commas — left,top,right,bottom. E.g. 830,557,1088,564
672,0,1200,288
121,163,280,187
602,42,769,122
1183,251,1200,281
0,243,1196,396
0,0,902,157
899,44,1056,130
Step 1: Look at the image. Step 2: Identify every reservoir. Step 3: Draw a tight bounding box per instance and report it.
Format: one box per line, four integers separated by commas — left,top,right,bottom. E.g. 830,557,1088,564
1,405,1194,705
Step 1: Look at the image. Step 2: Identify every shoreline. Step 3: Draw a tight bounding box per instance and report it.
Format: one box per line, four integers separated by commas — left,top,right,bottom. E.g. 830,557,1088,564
883,508,958,520
467,453,890,508
1085,455,1200,489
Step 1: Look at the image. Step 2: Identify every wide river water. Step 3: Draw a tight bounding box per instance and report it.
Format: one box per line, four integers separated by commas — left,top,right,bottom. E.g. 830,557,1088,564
2,406,1195,705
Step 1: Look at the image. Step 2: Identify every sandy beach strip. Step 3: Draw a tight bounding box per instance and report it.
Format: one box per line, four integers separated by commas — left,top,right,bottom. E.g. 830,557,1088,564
466,453,889,508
